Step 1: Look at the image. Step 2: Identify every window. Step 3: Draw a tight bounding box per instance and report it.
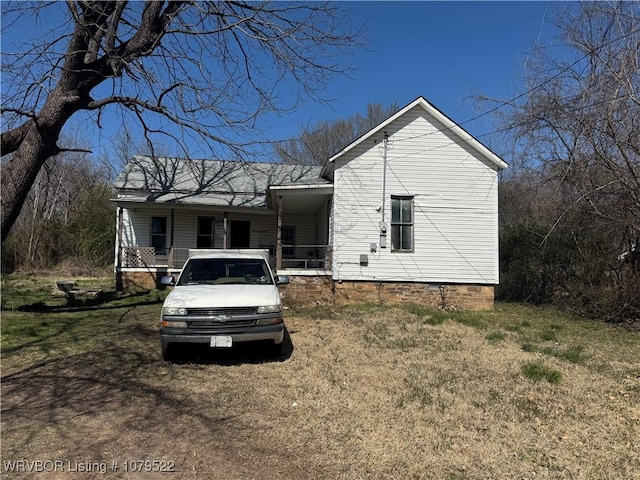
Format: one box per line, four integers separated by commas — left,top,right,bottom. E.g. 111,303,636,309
281,226,296,258
391,196,413,252
197,217,215,248
151,217,167,254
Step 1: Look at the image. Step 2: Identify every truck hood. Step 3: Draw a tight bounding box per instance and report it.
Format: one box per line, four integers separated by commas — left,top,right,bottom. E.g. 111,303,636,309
163,284,281,309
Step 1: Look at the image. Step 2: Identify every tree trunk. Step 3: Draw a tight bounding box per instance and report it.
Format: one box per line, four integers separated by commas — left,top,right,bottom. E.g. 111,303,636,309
1,85,84,242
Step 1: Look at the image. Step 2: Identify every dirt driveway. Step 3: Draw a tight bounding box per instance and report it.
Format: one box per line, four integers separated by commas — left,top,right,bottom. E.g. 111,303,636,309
2,299,639,479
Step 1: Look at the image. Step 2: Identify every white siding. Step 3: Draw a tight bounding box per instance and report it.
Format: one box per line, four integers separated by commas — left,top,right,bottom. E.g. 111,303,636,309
121,207,174,248
121,207,278,249
120,206,321,257
332,105,500,284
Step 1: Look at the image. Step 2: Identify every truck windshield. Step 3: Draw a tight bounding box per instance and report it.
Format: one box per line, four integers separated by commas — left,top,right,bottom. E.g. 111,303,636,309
177,258,274,286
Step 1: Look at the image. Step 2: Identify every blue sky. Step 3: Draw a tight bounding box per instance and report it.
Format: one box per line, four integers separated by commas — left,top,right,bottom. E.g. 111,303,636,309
2,1,567,163
260,1,561,155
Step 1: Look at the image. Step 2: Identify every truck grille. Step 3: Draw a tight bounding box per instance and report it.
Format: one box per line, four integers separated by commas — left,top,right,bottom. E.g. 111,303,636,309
186,307,256,317
187,319,256,329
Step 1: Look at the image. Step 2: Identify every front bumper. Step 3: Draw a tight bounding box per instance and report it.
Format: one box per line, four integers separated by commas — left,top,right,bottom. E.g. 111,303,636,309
160,322,284,349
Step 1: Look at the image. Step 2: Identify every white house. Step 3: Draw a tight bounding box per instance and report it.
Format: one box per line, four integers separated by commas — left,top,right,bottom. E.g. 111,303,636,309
112,97,508,309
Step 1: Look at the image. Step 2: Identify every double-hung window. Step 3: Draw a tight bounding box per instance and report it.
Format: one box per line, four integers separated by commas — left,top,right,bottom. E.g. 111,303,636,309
151,216,167,255
391,196,413,252
197,217,215,248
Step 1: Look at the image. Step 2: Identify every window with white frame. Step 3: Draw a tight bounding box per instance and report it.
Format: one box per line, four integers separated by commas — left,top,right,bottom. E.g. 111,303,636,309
391,196,413,252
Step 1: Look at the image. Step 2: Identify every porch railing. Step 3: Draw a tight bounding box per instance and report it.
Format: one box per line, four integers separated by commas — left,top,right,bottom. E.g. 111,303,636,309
120,246,189,269
121,247,156,268
120,245,332,271
279,244,332,270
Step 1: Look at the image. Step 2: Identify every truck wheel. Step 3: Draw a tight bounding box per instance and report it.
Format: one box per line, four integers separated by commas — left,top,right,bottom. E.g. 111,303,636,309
162,344,174,362
268,340,284,358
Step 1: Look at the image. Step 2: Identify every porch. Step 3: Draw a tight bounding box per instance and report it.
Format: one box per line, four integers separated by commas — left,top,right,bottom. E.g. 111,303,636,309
116,244,332,294
118,244,333,272
114,182,334,284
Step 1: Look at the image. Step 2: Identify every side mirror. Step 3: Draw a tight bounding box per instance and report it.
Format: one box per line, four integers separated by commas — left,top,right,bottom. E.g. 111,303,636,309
160,275,176,286
276,275,290,285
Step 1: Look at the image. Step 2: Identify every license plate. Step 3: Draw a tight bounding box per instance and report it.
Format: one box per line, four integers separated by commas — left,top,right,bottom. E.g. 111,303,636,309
210,336,233,348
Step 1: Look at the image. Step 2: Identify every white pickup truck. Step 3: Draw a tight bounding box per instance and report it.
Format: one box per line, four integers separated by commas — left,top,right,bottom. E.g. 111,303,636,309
159,250,289,361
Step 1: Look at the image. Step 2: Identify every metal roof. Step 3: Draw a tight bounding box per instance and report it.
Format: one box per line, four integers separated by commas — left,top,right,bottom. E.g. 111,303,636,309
113,156,326,208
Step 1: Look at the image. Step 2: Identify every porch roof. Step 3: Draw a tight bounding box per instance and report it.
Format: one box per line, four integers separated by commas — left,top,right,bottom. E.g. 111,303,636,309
267,182,333,214
112,191,268,209
113,156,324,209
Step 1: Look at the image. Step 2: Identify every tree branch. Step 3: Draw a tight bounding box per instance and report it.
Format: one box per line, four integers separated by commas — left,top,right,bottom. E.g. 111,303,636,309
1,121,34,156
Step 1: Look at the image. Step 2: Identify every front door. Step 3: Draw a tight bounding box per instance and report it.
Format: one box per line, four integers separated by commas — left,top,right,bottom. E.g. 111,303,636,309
229,220,250,248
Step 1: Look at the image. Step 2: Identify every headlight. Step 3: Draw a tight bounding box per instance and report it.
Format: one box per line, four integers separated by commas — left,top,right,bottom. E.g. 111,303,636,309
162,320,187,328
257,305,280,314
162,306,187,316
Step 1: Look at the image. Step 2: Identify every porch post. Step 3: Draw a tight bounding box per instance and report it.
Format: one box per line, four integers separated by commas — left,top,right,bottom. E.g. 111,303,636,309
223,212,228,249
169,209,175,267
116,206,123,268
170,209,175,246
276,195,283,270
115,206,124,291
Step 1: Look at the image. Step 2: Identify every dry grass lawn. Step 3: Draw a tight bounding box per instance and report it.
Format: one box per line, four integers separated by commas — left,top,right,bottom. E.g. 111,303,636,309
1,275,639,479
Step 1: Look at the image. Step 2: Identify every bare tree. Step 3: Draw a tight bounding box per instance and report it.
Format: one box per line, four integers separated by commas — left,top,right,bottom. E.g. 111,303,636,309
489,2,640,320
494,2,639,243
1,1,364,241
98,124,175,181
4,147,106,270
275,102,398,165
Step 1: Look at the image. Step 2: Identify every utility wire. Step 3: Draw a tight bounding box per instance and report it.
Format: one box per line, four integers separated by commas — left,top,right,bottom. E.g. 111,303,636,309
381,25,640,148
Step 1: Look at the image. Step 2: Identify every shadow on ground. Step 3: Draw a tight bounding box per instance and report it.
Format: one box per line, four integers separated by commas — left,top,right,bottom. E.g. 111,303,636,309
165,328,295,365
1,327,300,479
15,289,163,314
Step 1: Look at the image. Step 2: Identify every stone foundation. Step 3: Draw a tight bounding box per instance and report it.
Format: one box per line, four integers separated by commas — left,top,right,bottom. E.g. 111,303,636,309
279,275,334,306
118,270,165,291
281,277,495,310
440,284,495,310
118,269,495,310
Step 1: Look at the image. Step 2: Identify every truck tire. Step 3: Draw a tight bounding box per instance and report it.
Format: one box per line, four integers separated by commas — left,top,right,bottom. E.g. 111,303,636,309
268,339,284,358
162,344,174,362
